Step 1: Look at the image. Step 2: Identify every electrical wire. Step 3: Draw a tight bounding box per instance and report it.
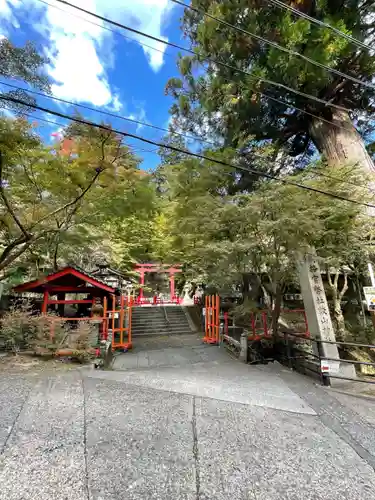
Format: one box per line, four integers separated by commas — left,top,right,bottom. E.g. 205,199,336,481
2,80,370,190
171,0,375,90
0,79,357,159
51,0,351,113
2,109,159,155
1,93,373,210
35,0,184,63
265,0,373,52
33,0,365,136
0,80,218,147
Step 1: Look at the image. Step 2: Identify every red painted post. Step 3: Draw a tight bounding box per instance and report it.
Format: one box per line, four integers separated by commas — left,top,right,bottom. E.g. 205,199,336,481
111,295,116,341
205,295,208,338
41,290,48,315
170,271,175,300
215,294,220,343
139,270,145,300
103,297,108,340
120,294,125,346
128,296,133,347
263,311,268,337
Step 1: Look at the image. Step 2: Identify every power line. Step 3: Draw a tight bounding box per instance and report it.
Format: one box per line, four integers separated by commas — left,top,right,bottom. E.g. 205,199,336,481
52,0,351,113
35,0,173,60
1,94,373,210
0,79,355,157
0,80,217,147
265,0,373,52
2,80,370,190
36,0,367,138
10,108,370,191
4,109,160,155
2,80,368,190
171,0,375,91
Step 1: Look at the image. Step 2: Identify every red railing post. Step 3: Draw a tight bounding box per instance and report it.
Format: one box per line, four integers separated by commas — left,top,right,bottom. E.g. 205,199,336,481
263,311,268,337
103,297,108,340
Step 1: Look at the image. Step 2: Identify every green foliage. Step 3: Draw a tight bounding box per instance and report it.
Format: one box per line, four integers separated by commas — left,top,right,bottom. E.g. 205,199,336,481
167,0,375,163
156,148,373,303
0,116,157,278
0,38,50,112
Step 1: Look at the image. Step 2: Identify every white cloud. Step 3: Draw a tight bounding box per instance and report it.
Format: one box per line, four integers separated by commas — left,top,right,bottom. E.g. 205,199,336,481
95,0,173,72
0,0,173,107
126,104,147,132
108,93,123,112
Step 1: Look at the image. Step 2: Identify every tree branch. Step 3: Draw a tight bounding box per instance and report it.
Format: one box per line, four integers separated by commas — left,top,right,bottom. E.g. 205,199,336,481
333,270,339,289
0,233,29,264
0,150,30,238
0,237,36,272
338,272,349,301
30,169,102,229
326,266,333,288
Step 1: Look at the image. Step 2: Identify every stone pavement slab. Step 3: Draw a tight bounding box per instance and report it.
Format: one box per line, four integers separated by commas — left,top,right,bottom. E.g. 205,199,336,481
196,397,375,500
2,357,375,500
0,373,34,453
112,335,226,371
84,377,196,500
328,389,375,426
88,358,315,415
262,363,375,470
0,373,86,500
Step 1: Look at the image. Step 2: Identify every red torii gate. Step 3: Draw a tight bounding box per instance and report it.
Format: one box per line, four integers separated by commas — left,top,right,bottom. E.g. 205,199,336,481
134,263,182,303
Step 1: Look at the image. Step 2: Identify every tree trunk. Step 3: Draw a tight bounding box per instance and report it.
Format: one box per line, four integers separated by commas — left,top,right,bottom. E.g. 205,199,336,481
332,293,346,341
309,109,375,173
327,269,349,341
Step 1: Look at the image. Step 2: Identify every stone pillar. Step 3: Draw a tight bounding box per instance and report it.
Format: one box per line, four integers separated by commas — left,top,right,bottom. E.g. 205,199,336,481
298,252,356,382
239,332,248,363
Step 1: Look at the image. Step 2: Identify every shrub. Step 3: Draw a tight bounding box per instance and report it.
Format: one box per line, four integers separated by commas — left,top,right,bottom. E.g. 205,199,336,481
0,302,65,354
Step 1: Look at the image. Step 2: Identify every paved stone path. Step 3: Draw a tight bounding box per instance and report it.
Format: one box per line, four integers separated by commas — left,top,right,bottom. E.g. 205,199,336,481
1,335,375,499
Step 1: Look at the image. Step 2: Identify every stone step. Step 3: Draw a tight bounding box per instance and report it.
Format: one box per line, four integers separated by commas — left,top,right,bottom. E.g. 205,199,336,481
132,320,190,327
132,325,192,333
132,330,194,337
132,326,192,332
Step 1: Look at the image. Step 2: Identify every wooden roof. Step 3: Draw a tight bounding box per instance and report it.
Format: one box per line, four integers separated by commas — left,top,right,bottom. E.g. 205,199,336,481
13,266,116,295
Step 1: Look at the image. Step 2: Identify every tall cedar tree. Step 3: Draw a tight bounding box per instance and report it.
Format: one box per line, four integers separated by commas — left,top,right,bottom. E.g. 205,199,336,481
166,0,375,172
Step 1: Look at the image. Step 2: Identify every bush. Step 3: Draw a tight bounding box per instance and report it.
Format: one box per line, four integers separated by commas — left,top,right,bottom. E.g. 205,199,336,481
0,303,65,354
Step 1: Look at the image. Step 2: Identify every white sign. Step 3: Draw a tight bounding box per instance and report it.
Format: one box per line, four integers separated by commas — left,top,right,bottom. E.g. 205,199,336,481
320,360,340,374
363,286,375,311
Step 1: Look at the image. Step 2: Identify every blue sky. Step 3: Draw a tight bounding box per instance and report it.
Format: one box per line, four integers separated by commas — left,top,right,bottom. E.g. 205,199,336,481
0,0,187,170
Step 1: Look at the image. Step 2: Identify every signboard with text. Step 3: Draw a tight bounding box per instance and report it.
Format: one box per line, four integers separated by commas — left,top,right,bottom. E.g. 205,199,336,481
320,360,340,374
363,286,375,311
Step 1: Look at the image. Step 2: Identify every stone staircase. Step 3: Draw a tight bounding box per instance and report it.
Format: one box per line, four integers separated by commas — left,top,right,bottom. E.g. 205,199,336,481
131,306,194,337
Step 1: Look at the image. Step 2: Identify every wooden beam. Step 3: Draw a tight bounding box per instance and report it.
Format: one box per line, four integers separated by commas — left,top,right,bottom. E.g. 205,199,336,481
47,299,93,305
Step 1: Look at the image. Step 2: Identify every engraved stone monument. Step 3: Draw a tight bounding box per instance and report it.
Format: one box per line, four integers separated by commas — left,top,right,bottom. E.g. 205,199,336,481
298,252,356,382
